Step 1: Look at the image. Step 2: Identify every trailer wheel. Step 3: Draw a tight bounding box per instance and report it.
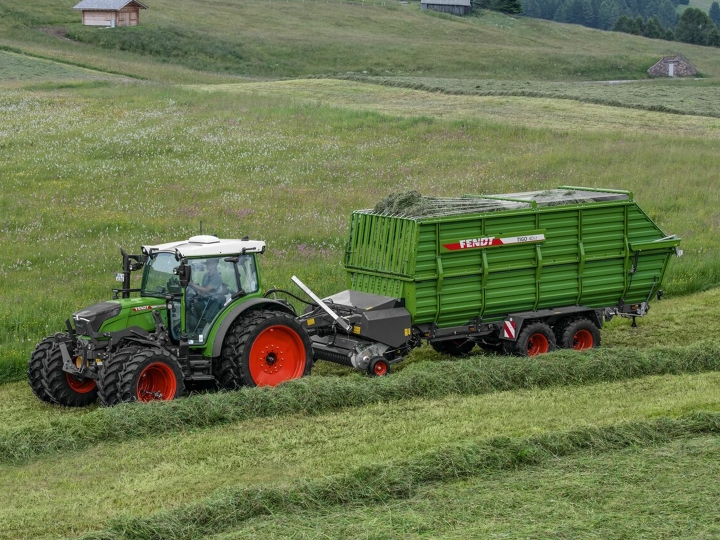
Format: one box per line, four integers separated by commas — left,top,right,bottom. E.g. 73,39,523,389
556,318,600,350
512,322,556,357
222,311,313,387
98,345,141,406
117,348,184,403
39,340,98,407
28,334,66,404
368,356,390,377
430,339,475,357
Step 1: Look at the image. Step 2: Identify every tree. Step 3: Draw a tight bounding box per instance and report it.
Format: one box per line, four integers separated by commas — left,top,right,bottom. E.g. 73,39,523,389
675,7,719,45
709,1,720,28
612,14,642,33
643,15,666,38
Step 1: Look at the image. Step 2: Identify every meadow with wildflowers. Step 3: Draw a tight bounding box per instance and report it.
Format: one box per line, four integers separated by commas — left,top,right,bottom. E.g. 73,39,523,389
1,1,720,538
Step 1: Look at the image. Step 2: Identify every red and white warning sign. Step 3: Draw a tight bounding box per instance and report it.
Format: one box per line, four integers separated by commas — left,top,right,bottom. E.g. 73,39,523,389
503,319,516,339
443,233,545,251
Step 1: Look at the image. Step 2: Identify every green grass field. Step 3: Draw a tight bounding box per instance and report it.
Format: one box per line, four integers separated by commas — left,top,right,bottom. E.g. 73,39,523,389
2,0,720,538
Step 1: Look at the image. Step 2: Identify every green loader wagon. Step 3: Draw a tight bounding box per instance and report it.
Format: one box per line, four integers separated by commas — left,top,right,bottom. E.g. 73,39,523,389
299,187,681,374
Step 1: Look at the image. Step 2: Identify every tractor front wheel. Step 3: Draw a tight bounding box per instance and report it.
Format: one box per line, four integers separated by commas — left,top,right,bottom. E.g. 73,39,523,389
221,311,312,387
38,337,98,407
98,345,141,406
28,333,67,404
117,348,184,403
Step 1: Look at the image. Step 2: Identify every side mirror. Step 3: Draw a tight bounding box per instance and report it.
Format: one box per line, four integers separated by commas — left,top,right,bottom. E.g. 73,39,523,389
174,260,191,288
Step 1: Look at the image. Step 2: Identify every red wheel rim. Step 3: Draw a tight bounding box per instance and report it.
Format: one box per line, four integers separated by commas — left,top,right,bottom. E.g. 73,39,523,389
572,329,594,350
249,325,307,386
136,362,177,401
527,333,549,356
66,374,96,394
372,361,388,376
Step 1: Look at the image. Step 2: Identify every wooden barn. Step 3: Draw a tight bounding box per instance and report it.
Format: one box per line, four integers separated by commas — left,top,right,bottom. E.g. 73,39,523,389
421,0,472,15
73,0,148,27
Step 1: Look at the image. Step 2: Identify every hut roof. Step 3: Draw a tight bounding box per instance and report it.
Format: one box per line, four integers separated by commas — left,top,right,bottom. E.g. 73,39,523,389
421,0,471,5
73,0,148,10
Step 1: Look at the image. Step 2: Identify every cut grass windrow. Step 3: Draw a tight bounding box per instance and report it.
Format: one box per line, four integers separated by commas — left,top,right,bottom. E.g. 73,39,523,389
4,340,720,466
77,411,720,540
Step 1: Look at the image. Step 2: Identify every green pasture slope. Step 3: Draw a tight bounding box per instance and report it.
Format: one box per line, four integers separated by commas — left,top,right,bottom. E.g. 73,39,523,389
2,0,720,537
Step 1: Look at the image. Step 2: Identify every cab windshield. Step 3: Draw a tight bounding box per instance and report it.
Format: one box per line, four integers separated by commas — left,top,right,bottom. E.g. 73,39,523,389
141,252,180,298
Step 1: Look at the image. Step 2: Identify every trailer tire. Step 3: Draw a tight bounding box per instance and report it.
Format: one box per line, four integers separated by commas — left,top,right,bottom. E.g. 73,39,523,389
555,318,600,350
28,334,67,404
117,348,184,403
222,311,312,387
511,322,556,357
40,340,98,407
98,345,141,406
368,356,390,377
430,339,475,357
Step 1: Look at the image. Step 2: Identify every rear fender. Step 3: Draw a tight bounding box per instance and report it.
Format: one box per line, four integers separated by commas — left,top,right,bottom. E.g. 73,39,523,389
209,299,296,357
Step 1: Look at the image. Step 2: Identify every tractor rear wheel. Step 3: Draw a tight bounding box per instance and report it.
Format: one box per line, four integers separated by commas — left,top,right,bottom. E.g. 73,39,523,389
40,339,98,407
221,311,312,387
511,322,556,357
117,348,184,403
98,345,141,406
28,334,66,404
555,318,601,350
430,339,476,357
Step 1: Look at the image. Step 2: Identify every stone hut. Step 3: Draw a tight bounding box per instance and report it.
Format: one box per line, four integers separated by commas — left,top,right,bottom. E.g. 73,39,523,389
647,55,697,78
421,0,472,15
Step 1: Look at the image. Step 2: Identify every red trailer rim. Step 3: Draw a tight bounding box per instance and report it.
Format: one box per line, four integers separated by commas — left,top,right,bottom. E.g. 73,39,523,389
136,362,177,401
372,360,388,376
249,325,306,386
527,333,549,356
572,329,594,350
66,374,97,394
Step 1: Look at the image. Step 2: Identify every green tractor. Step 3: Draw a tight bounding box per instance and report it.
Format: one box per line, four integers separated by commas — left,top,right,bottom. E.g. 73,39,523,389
28,235,313,407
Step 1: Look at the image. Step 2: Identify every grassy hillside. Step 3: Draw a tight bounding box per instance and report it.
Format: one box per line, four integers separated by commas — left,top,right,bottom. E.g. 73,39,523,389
4,0,720,81
2,2,720,538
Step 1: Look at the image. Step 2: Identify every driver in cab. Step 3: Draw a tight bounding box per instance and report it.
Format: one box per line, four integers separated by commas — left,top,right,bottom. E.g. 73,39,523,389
189,258,222,296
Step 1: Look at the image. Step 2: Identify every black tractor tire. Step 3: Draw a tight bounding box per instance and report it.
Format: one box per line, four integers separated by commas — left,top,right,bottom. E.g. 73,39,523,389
430,338,476,357
220,311,313,387
98,345,142,407
116,348,184,403
28,333,67,404
510,322,557,357
40,339,98,407
555,317,601,350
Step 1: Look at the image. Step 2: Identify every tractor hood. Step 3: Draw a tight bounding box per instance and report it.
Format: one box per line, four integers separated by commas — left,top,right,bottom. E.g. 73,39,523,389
141,235,265,259
73,301,122,334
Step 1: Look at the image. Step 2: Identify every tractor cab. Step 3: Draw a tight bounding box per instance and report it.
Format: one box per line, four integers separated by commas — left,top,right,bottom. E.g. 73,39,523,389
140,236,264,344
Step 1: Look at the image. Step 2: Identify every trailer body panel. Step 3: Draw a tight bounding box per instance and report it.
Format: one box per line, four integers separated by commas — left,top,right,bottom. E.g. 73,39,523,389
345,188,679,328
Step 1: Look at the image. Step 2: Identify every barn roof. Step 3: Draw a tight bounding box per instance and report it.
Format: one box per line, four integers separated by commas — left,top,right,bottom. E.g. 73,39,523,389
73,0,148,10
421,0,471,5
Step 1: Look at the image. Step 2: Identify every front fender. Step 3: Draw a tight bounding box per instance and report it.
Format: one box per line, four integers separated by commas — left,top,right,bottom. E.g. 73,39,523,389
209,298,296,358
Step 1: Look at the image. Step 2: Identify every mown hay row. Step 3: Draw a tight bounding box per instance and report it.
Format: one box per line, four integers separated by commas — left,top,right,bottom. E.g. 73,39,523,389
78,411,720,540
3,341,720,465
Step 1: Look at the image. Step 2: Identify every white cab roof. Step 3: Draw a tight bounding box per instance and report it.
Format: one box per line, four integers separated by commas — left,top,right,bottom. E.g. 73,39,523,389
142,235,265,258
